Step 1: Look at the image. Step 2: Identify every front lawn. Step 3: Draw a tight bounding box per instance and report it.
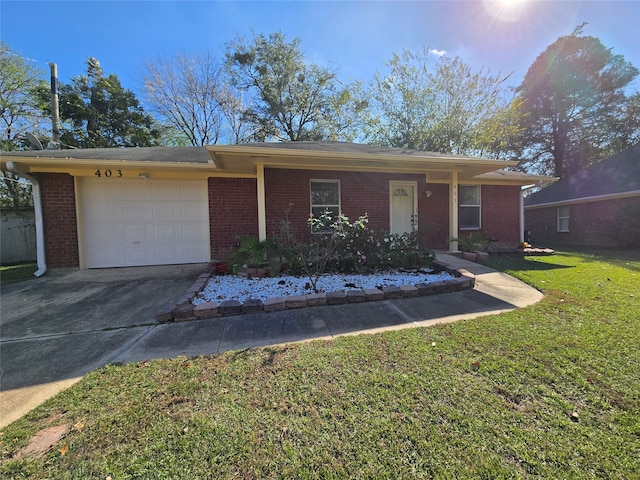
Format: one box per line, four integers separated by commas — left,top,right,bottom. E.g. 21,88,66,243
2,247,639,478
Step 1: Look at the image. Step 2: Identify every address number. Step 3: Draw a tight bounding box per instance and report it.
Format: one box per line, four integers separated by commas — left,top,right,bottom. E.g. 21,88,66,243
94,169,123,178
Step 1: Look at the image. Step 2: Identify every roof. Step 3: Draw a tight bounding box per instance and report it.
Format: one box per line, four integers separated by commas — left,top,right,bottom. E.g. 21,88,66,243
231,141,478,159
0,146,212,163
1,141,554,185
524,144,640,207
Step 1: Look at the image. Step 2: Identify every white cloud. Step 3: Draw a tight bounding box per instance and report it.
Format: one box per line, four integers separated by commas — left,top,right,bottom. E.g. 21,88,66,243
429,49,447,57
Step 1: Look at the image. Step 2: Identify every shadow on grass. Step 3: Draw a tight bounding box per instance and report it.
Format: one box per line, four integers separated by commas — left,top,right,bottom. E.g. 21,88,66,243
485,256,575,273
545,245,640,273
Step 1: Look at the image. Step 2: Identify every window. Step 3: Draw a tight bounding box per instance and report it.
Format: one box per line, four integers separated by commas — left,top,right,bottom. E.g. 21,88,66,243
557,206,570,232
310,180,340,233
459,185,481,230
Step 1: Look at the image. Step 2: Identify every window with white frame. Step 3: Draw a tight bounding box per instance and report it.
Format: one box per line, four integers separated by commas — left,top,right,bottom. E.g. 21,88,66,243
459,185,481,230
557,206,570,232
310,180,340,233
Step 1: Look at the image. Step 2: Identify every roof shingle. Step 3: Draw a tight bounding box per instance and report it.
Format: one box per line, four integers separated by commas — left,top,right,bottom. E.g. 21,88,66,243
524,144,640,206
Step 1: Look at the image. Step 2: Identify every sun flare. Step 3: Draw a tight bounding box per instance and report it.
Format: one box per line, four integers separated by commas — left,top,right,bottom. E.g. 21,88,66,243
482,0,530,22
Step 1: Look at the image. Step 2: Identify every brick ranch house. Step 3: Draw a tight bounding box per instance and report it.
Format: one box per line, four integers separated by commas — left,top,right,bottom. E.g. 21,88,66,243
525,144,640,248
1,141,553,274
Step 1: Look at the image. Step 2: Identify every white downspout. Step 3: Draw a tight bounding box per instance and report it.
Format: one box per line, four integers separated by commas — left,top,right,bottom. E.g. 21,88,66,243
6,162,47,277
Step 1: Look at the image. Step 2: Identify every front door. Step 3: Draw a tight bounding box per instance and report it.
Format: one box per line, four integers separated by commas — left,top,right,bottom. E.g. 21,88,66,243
389,181,418,234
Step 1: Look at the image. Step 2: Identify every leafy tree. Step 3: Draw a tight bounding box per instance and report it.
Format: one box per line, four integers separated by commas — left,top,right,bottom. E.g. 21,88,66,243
0,171,33,207
516,31,639,176
37,57,161,148
597,90,640,158
0,43,47,150
225,32,363,142
428,57,522,157
365,49,520,157
0,43,45,206
364,49,433,150
143,51,244,146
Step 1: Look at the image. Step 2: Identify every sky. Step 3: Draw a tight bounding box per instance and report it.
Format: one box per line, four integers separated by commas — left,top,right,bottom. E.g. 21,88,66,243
2,0,640,101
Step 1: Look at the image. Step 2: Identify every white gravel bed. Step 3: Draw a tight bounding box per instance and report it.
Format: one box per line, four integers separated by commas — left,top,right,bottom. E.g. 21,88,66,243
193,270,455,304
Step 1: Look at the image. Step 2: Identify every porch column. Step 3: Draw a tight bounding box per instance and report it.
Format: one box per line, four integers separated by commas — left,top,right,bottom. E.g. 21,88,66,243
256,164,267,241
519,188,525,244
448,171,459,252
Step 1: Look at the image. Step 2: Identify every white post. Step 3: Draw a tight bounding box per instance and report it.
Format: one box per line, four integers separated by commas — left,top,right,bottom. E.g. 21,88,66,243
449,171,459,252
519,188,525,244
256,164,267,241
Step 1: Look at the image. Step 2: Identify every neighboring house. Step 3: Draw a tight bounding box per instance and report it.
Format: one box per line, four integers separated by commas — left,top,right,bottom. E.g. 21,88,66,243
1,142,553,271
524,144,640,247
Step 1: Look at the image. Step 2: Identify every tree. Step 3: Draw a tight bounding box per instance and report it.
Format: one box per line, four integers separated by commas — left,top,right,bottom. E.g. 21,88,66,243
517,32,639,177
365,49,433,150
605,91,640,154
0,172,32,207
365,49,520,157
143,51,243,146
0,43,45,206
37,58,162,148
225,32,362,142
0,42,46,150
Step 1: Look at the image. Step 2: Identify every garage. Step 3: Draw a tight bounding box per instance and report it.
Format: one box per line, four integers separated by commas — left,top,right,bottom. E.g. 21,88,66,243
78,176,210,268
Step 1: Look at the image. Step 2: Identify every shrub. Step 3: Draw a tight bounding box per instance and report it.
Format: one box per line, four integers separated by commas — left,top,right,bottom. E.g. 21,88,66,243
273,206,434,291
453,231,492,252
228,235,279,274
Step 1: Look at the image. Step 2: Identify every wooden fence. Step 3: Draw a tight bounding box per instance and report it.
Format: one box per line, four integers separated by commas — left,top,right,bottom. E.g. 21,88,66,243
1,208,36,264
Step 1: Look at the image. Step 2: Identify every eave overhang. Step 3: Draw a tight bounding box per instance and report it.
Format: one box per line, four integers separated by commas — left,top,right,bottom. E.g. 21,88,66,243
1,144,555,186
524,190,640,209
206,144,518,181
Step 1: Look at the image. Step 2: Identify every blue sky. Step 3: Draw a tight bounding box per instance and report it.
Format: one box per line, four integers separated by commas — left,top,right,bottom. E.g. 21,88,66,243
2,0,639,98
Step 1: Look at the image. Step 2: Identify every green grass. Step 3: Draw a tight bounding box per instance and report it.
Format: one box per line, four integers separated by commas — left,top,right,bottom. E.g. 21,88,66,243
0,263,37,285
2,247,639,478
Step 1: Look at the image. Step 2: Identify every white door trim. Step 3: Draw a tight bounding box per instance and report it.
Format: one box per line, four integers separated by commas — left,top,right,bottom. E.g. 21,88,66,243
389,180,418,234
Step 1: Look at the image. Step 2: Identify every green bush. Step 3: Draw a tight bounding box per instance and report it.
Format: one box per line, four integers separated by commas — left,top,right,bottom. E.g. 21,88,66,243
273,207,434,291
228,235,279,274
453,231,492,252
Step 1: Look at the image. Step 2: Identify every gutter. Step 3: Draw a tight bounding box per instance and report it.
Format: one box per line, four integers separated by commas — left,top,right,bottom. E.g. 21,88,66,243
524,190,640,209
6,162,47,277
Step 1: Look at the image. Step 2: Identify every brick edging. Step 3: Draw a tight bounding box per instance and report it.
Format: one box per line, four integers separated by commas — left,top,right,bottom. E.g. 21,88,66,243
156,265,476,323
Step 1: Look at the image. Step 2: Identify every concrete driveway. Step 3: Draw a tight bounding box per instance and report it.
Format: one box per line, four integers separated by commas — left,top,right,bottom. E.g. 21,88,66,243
1,255,543,429
0,264,209,428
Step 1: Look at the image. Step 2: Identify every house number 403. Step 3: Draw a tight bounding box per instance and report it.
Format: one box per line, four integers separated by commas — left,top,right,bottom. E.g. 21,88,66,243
94,169,123,178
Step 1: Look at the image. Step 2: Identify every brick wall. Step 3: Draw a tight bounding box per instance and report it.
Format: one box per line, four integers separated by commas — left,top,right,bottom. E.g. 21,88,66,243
525,196,640,247
420,184,522,249
423,183,450,249
479,185,521,246
34,171,526,269
208,177,259,260
264,168,428,244
260,170,523,251
36,172,79,268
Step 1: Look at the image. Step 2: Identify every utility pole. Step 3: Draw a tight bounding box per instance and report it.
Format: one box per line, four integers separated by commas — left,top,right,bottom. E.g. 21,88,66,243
49,63,60,148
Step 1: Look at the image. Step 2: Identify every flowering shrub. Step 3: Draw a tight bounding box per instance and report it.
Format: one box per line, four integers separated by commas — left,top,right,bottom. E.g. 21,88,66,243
273,206,434,292
333,228,433,273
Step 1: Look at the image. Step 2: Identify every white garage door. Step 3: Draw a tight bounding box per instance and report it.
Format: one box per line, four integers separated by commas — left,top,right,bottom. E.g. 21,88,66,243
79,177,210,268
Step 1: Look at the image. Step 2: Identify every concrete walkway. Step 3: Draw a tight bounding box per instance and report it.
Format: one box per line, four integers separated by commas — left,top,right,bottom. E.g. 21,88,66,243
0,255,542,428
